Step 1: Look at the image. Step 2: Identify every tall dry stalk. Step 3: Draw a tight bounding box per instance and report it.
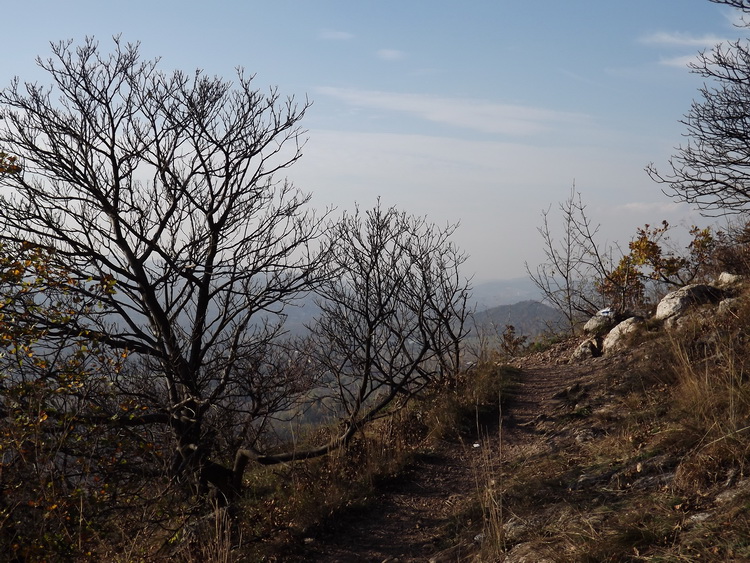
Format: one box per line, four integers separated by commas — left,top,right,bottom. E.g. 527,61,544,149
471,391,506,558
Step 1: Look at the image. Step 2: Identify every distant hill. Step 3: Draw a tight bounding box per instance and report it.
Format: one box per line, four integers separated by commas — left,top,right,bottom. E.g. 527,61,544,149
471,299,565,338
277,278,551,338
471,277,542,311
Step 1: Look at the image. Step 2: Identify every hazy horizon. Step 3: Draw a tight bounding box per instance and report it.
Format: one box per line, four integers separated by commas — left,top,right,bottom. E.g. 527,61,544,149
0,1,744,282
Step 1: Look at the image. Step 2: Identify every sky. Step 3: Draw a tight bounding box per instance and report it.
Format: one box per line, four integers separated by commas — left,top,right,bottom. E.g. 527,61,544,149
0,0,746,282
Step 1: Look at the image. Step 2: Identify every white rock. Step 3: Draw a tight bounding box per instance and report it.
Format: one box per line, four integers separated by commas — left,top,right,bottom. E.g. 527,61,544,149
584,309,618,336
570,338,599,362
654,284,724,322
602,317,643,355
718,272,743,287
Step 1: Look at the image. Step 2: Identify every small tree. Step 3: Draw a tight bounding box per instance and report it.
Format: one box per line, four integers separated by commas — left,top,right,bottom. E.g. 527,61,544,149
308,202,471,440
0,242,139,559
529,189,716,329
526,187,614,333
626,222,714,287
647,0,750,213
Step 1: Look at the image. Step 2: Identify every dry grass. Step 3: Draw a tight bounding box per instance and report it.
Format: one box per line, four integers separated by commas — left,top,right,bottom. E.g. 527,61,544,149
471,397,506,558
666,299,750,491
15,284,750,561
236,363,519,560
450,283,750,561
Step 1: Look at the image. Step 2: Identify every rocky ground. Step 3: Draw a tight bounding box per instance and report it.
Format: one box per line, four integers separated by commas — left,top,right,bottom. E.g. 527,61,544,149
284,324,750,562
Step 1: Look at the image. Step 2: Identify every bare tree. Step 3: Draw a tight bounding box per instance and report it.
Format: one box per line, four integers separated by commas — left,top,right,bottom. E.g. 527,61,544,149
0,37,329,502
308,202,472,442
647,0,750,213
526,186,613,333
527,186,717,333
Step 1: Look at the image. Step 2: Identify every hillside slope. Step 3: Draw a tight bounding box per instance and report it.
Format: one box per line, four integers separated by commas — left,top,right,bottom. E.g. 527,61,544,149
471,300,566,338
283,290,750,561
290,347,597,562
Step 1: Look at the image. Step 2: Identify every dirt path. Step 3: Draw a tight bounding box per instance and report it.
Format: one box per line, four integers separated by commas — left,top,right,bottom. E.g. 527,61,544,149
294,353,598,562
298,442,477,562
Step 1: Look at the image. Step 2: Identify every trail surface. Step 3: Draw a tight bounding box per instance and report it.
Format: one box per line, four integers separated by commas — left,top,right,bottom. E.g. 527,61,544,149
294,344,601,562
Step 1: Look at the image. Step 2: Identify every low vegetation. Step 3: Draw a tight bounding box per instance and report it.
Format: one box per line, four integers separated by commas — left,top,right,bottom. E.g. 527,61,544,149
6,1,750,559
465,286,750,561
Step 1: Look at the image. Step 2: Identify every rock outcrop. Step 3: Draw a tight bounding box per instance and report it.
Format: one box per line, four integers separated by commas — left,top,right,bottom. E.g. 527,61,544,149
653,284,724,324
583,308,618,337
570,274,743,362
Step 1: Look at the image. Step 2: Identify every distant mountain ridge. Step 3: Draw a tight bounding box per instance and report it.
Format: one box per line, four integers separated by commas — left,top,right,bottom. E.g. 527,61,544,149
470,277,542,311
471,299,565,338
276,278,551,337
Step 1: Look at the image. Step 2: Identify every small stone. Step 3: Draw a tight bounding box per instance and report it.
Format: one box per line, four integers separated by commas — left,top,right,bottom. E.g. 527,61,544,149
718,272,743,287
688,512,711,523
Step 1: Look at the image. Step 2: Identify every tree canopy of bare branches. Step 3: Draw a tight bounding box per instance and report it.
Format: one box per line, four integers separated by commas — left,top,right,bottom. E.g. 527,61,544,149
0,40,474,533
526,187,612,333
0,37,329,501
647,1,750,213
309,202,471,440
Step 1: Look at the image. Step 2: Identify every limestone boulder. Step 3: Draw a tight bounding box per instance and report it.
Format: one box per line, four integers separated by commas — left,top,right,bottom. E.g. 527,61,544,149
654,284,724,323
570,338,599,362
602,316,643,355
583,308,618,337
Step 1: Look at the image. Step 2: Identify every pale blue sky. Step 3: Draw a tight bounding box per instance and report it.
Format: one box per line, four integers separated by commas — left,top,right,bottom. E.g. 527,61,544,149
0,1,744,281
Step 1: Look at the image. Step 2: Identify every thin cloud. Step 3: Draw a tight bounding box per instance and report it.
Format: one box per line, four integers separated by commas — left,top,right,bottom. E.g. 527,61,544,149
319,30,354,40
725,9,750,30
558,68,603,88
639,31,725,48
377,49,405,60
296,130,667,279
315,87,588,136
639,31,728,68
658,54,701,68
